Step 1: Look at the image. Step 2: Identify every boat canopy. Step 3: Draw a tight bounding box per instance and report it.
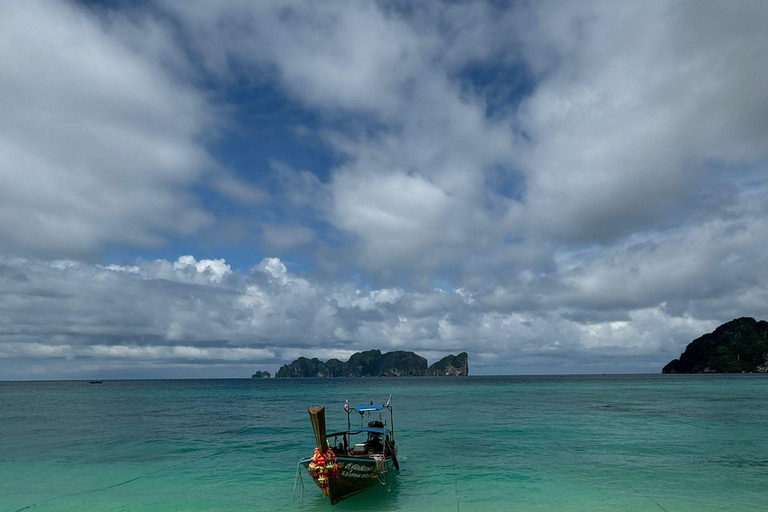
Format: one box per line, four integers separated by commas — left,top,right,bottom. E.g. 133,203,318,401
353,403,385,413
327,427,391,437
343,396,394,437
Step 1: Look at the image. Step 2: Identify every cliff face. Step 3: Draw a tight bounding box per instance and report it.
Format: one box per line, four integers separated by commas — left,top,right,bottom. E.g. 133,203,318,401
251,371,271,378
275,349,464,377
275,357,343,378
344,349,385,377
426,352,469,376
377,351,429,376
662,317,768,373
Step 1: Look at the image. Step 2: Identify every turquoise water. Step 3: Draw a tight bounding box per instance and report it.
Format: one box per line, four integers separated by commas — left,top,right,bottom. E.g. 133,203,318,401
1,375,767,511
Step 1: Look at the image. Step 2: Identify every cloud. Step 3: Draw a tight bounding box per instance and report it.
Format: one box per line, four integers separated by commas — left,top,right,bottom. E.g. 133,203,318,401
515,1,768,244
557,195,768,320
0,0,215,257
209,170,270,204
153,0,768,286
261,223,316,250
8,0,765,278
158,0,520,276
332,171,453,265
173,255,232,283
1,248,762,379
0,343,274,362
1,1,767,378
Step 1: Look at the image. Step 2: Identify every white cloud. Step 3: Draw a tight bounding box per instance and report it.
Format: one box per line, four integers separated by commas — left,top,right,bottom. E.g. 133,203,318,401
160,0,520,274
173,255,232,283
256,257,288,281
332,171,454,266
556,194,768,316
1,1,767,378
0,0,215,257
515,1,768,243
154,0,768,286
2,249,764,378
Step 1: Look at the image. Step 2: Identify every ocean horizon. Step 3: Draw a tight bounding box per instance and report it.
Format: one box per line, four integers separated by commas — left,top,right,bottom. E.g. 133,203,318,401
2,374,767,511
0,372,678,382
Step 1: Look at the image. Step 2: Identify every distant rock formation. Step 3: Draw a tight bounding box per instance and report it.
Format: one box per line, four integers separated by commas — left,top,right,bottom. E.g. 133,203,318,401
426,352,469,376
662,317,768,373
274,357,344,378
275,349,468,378
251,371,271,378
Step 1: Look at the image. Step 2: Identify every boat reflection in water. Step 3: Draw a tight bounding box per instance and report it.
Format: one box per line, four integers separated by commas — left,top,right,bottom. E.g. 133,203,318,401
299,396,399,505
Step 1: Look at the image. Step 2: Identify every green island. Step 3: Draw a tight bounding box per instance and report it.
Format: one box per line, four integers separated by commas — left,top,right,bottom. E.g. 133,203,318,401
251,370,271,379
275,349,468,378
662,317,768,373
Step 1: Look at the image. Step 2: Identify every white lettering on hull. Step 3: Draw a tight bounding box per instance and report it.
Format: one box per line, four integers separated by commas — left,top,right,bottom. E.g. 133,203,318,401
339,461,377,479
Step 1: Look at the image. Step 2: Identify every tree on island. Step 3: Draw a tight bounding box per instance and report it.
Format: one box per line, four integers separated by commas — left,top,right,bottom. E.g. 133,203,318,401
663,317,768,373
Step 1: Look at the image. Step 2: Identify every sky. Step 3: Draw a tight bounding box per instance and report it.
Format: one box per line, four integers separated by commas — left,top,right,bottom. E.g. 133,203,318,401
1,0,767,379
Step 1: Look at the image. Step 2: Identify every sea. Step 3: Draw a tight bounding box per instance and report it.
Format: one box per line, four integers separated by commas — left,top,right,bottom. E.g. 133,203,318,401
1,375,767,512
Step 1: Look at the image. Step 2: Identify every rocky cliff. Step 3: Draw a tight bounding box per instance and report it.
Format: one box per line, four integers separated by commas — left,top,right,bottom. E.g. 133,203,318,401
426,352,469,376
273,357,341,378
662,317,768,373
251,371,271,378
275,349,468,377
375,351,429,376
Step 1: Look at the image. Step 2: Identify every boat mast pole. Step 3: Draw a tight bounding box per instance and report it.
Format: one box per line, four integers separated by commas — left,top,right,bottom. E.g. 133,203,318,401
307,406,329,453
389,403,394,441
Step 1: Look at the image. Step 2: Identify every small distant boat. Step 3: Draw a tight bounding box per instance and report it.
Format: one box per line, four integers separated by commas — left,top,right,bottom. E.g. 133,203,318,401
300,397,399,505
89,380,103,384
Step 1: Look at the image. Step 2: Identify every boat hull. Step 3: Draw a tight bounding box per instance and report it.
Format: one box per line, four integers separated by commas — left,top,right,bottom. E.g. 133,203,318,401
301,456,394,505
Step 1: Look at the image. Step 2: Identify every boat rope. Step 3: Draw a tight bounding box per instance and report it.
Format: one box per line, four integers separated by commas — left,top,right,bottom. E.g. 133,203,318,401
535,427,670,512
272,493,300,512
10,446,240,512
451,450,461,512
292,460,305,500
270,463,306,512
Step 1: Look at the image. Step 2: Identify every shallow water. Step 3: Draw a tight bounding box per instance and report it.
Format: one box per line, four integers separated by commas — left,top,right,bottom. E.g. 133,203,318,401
1,375,767,511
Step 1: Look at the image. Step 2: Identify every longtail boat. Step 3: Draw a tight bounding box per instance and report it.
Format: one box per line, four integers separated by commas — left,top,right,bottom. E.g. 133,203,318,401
300,397,400,505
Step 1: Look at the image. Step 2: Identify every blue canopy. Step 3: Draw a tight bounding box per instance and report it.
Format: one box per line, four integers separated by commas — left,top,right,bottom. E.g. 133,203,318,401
353,403,384,413
360,427,390,435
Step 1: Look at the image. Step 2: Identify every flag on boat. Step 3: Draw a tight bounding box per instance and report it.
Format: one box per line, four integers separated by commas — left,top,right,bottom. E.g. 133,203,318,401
344,399,349,412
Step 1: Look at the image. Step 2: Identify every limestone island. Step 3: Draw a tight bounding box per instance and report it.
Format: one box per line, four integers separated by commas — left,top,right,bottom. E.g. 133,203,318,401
275,349,468,377
662,317,768,373
251,370,271,378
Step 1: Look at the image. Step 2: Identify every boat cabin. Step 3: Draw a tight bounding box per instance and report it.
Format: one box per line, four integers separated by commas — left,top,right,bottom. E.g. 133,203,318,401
327,426,393,457
326,401,396,458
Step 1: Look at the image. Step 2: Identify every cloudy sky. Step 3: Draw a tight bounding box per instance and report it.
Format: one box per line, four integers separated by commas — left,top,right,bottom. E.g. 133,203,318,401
1,0,767,379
